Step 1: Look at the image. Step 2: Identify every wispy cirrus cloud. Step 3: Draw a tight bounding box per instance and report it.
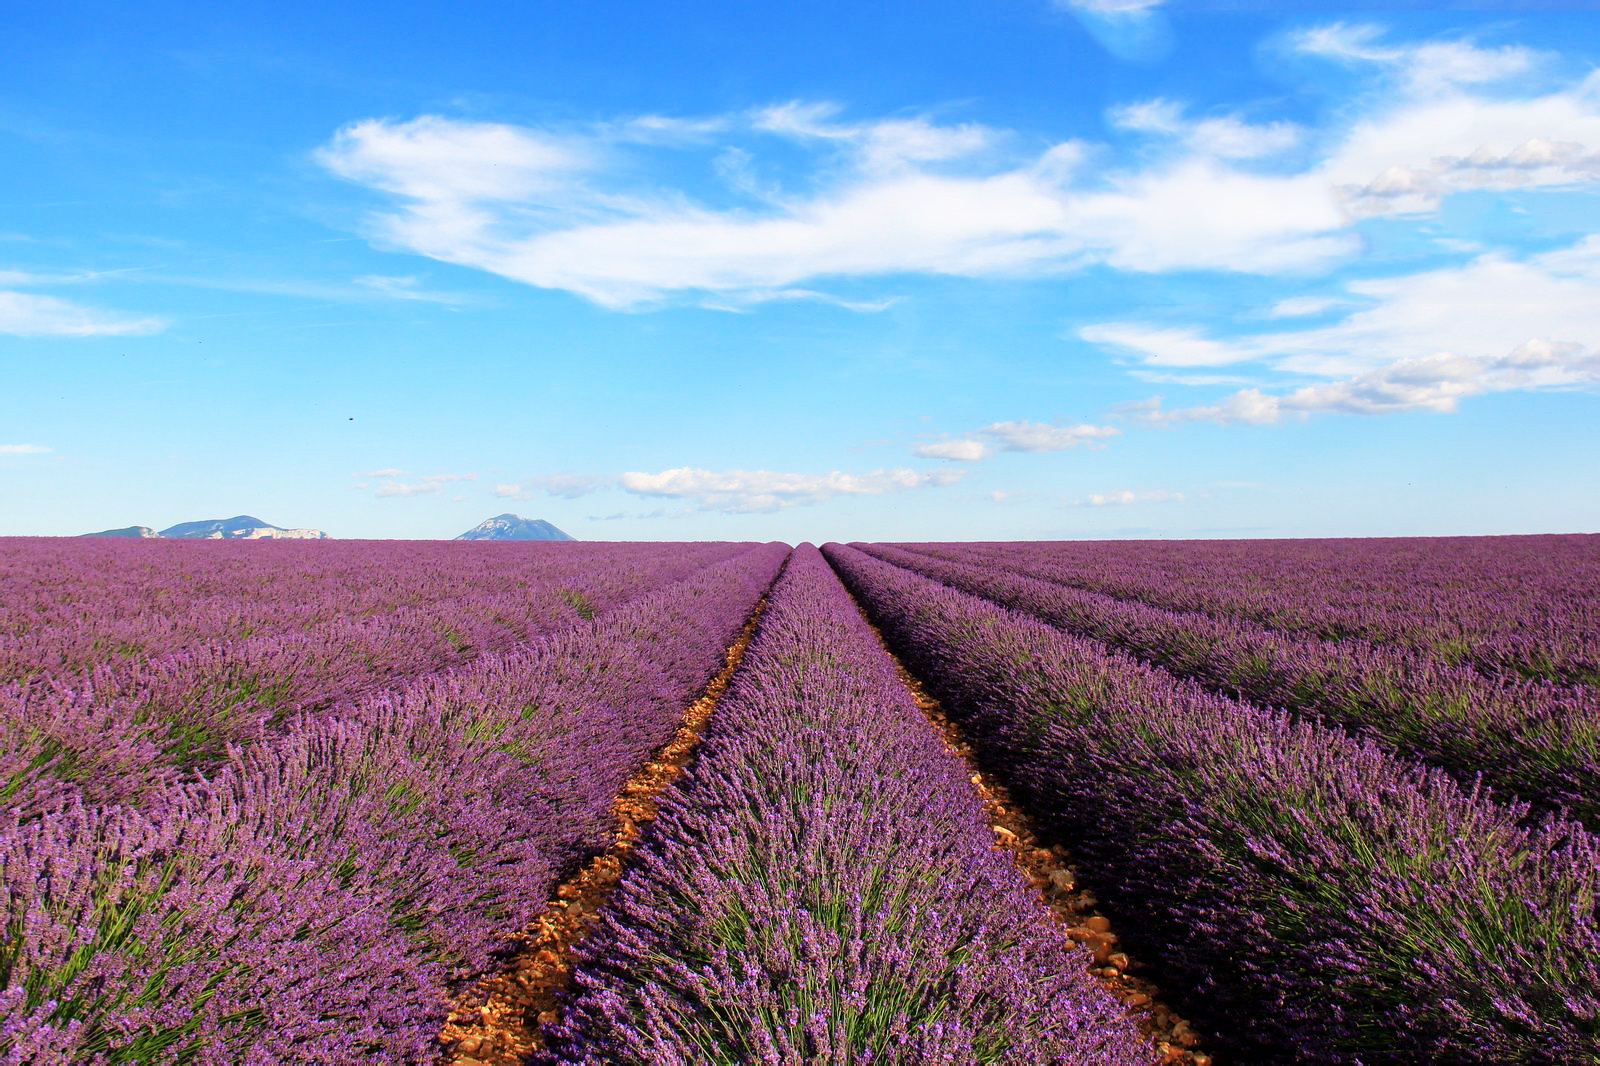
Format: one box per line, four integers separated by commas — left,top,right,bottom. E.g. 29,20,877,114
317,104,1362,308
356,468,478,498
318,26,1600,312
1109,98,1301,160
1078,488,1184,507
352,275,479,305
0,444,51,456
1052,0,1172,62
916,420,1119,461
0,290,164,337
494,474,613,500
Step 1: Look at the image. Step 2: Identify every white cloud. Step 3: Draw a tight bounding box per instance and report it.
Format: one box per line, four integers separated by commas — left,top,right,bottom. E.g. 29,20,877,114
1054,0,1172,62
1111,99,1301,160
315,32,1600,308
1295,24,1534,91
1079,323,1249,368
1058,0,1164,12
1061,161,1359,273
1127,370,1255,386
616,466,961,513
983,420,1120,452
1109,99,1185,135
357,467,405,478
1268,295,1345,318
0,444,50,456
370,472,477,498
915,439,992,461
697,287,897,314
0,291,165,337
353,275,476,305
1081,488,1184,507
1152,339,1599,425
1105,235,1600,423
494,474,614,500
317,116,590,203
316,108,1344,307
1290,27,1600,217
916,420,1119,461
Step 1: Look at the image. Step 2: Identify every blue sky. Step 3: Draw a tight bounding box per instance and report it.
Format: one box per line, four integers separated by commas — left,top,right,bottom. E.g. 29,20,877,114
3,0,1598,541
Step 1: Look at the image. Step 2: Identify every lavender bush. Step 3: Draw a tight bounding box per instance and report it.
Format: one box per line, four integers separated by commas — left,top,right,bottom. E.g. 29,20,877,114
1,544,788,1062
552,545,1151,1065
861,542,1600,827
889,535,1600,688
826,543,1600,1064
1,541,752,812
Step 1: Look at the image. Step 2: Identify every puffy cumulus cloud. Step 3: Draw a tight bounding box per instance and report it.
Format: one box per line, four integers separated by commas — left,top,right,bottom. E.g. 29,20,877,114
1101,235,1600,424
0,444,50,456
0,291,165,337
363,471,478,498
616,466,961,513
917,420,1119,461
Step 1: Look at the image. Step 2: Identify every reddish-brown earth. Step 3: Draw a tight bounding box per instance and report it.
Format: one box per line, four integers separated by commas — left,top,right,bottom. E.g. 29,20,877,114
439,572,1209,1066
436,595,770,1065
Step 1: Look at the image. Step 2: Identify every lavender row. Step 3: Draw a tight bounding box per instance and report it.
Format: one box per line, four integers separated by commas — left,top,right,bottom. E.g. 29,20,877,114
1,544,753,809
890,536,1600,688
861,542,1600,827
551,545,1151,1065
0,540,748,684
0,544,789,1063
825,544,1600,1064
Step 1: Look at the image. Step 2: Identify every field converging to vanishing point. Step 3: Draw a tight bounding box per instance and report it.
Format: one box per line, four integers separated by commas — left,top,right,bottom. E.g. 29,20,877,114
2,535,1598,1064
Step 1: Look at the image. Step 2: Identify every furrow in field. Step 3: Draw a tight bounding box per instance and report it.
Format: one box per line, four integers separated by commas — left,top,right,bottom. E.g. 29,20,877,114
0,545,790,1062
835,564,1210,1066
437,577,777,1065
824,542,1600,1063
545,545,1151,1064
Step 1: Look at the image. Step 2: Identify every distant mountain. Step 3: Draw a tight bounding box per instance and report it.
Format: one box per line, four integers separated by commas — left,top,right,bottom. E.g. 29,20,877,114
81,525,160,539
157,515,328,540
81,516,329,540
455,514,574,541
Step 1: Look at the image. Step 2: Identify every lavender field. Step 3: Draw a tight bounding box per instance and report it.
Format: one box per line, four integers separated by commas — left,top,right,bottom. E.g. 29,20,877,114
3,535,1598,1064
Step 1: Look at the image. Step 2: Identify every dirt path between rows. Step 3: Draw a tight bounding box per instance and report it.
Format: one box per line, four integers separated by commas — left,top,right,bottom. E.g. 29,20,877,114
436,590,774,1065
837,576,1212,1066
